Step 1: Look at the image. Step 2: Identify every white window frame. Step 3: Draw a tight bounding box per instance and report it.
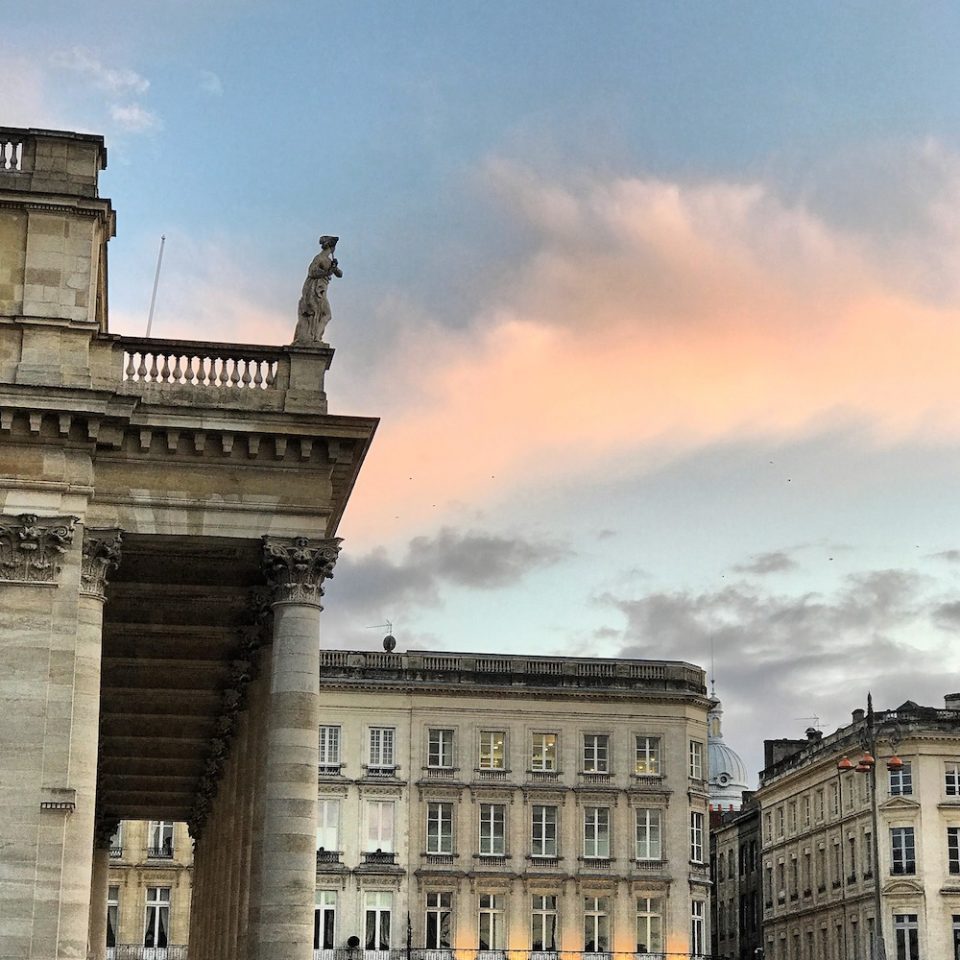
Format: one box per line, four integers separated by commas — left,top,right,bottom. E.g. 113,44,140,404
893,913,919,960
890,826,915,875
583,896,610,954
531,894,558,952
317,798,340,852
635,736,661,776
366,800,395,853
531,732,558,772
636,897,663,955
691,900,705,957
428,728,454,769
947,762,960,797
143,886,170,949
635,807,662,861
583,806,610,859
479,803,506,856
889,760,913,796
949,827,960,875
318,725,341,767
478,731,506,770
315,890,337,951
689,740,704,780
531,804,558,858
478,893,505,950
424,891,452,950
148,821,174,858
426,802,454,855
364,890,392,952
582,734,610,774
107,885,120,955
368,727,396,770
690,811,705,863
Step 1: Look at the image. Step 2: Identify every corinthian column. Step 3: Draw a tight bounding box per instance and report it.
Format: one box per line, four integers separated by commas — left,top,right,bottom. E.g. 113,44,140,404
255,536,339,960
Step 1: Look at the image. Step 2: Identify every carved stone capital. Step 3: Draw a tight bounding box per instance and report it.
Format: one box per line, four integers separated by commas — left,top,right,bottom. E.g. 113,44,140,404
0,513,78,584
94,816,120,850
80,528,123,600
262,535,341,607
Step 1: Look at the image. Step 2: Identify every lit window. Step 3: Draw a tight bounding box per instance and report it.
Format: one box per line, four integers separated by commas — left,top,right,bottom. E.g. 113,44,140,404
635,736,661,776
479,731,506,770
531,733,558,771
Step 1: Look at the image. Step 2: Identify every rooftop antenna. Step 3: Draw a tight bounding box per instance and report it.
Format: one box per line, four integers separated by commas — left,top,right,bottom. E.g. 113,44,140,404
145,234,166,338
709,637,716,697
794,715,822,731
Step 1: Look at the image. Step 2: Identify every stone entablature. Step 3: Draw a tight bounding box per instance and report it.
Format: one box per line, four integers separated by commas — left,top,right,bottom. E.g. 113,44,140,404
318,649,705,697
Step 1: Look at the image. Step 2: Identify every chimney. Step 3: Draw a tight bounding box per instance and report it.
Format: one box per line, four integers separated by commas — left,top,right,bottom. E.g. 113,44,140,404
852,708,865,723
946,693,960,711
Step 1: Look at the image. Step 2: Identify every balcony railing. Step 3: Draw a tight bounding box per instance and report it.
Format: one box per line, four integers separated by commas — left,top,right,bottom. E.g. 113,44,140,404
307,951,686,960
110,846,123,858
111,947,188,960
362,850,397,864
146,846,174,859
316,849,342,864
120,339,283,390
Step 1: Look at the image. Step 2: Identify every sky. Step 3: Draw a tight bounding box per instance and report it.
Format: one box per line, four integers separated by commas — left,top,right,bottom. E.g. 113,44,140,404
10,1,960,782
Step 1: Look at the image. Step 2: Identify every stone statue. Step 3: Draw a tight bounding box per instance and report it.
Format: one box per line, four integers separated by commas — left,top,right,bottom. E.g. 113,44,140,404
292,235,342,345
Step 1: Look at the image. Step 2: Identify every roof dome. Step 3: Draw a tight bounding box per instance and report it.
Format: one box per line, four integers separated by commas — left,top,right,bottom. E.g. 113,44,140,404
707,692,750,810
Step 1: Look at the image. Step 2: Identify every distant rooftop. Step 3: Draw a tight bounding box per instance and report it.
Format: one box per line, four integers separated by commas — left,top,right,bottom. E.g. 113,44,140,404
318,648,706,698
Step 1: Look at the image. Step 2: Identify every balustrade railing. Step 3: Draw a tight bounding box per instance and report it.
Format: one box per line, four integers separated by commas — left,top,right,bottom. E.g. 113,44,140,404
112,948,188,960
1,137,23,172
120,339,282,390
309,950,691,960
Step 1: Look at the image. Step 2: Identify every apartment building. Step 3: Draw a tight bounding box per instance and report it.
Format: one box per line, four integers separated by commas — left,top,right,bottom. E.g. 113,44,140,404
710,796,761,960
756,695,960,960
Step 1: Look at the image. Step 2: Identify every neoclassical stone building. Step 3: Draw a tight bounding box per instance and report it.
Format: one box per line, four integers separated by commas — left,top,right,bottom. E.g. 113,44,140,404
0,126,377,960
104,648,713,958
756,695,960,960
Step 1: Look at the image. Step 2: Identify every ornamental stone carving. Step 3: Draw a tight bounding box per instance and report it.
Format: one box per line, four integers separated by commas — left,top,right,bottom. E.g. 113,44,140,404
94,816,120,850
262,535,341,606
0,513,78,584
80,528,123,600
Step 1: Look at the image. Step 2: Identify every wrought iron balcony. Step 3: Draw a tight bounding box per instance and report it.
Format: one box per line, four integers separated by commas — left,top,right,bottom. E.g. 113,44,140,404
146,845,174,859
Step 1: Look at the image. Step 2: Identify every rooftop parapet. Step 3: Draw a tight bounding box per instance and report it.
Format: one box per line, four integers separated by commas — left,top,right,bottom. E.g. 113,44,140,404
318,648,706,697
0,127,107,198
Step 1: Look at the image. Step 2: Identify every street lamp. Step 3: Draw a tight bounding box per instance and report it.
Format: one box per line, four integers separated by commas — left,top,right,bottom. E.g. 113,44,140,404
836,693,902,960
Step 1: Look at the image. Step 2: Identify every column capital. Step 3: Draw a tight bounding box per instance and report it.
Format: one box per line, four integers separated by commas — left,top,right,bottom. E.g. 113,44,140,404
80,528,123,600
0,513,78,584
262,535,341,607
93,816,119,850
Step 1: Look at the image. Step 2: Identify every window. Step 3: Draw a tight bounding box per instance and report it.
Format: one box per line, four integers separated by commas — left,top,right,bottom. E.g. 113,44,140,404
147,821,173,858
366,800,395,853
531,805,558,858
889,760,913,796
143,887,169,949
636,898,663,955
427,802,454,855
478,893,505,950
479,803,506,856
830,782,840,817
788,802,797,833
479,731,506,770
950,827,960,874
848,836,857,880
691,901,705,957
317,798,340,852
315,891,336,950
109,824,122,858
428,728,454,768
583,896,609,953
952,914,960,960
764,812,772,841
425,892,452,950
890,827,916,875
689,740,704,779
863,830,873,876
690,811,705,863
107,886,119,951
583,734,609,773
531,894,557,952
635,808,661,861
777,806,785,837
583,807,610,859
947,762,960,796
318,725,340,768
802,796,811,828
894,913,919,960
531,733,558,771
369,727,395,769
635,736,661,776
815,788,825,821
365,891,392,951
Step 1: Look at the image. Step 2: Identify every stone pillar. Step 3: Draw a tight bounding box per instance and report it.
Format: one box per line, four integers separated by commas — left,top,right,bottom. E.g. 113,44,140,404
59,530,121,960
87,821,114,960
255,536,339,960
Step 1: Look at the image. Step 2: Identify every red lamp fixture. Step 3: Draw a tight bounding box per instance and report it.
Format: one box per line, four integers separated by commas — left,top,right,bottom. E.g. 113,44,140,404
887,755,904,772
837,757,854,772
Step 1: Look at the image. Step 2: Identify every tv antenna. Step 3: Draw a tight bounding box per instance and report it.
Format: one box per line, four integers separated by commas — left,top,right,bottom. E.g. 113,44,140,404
145,234,166,337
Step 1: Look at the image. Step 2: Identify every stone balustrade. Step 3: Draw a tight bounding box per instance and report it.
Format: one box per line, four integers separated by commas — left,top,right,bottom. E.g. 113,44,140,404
120,338,283,390
0,136,23,172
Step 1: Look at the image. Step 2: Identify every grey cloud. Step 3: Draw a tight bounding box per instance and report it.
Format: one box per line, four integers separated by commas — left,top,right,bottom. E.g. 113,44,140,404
733,550,798,575
930,549,960,563
933,601,960,630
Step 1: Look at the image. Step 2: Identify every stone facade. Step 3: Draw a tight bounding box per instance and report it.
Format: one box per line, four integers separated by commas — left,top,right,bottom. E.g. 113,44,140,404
756,697,960,960
0,125,377,960
710,795,761,960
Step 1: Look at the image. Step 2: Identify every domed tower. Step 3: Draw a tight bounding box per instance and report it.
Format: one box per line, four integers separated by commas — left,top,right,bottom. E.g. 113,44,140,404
707,690,750,811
